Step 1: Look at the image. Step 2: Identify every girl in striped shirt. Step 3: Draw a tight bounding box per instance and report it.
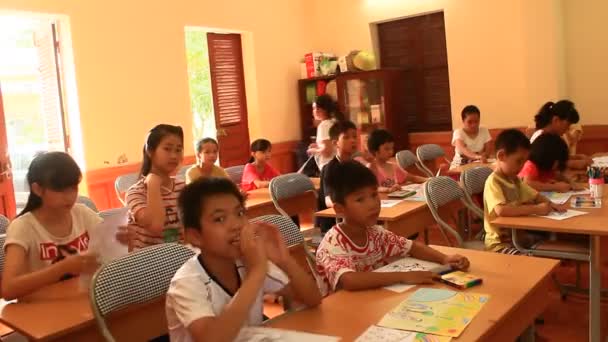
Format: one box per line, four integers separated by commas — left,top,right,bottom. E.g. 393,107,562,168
126,124,185,251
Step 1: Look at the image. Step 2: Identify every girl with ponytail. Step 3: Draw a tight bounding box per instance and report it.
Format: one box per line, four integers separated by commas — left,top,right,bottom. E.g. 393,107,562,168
2,152,101,299
126,124,185,251
531,100,592,169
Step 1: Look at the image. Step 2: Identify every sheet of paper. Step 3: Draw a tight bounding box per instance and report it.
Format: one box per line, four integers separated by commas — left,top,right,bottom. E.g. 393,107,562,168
378,288,489,338
537,209,588,221
592,156,608,168
355,325,452,342
540,190,590,204
401,183,426,201
88,207,129,264
381,199,403,208
235,327,340,342
374,257,450,292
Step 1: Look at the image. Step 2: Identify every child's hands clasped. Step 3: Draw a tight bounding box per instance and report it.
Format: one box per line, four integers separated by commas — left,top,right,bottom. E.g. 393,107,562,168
443,254,470,271
240,224,268,275
256,222,291,267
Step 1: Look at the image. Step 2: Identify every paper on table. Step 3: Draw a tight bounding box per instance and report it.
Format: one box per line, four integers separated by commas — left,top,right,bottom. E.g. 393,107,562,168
374,257,451,293
356,325,452,342
381,199,403,208
593,156,608,168
88,207,129,264
537,209,588,221
540,190,590,205
235,327,340,342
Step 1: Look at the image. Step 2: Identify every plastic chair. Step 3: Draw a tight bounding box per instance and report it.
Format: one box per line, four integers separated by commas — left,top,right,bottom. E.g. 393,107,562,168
460,166,493,240
89,243,195,342
0,234,6,275
77,196,99,213
269,173,316,218
395,150,420,170
0,215,9,235
416,144,450,177
423,176,485,250
114,172,140,205
225,165,245,185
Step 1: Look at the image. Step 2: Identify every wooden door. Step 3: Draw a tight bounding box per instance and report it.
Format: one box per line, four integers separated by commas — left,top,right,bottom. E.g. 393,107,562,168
207,33,250,167
0,87,17,218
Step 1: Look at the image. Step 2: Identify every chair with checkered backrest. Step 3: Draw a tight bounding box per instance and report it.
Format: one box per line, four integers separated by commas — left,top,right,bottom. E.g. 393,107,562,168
89,243,195,342
460,166,493,218
424,176,485,250
225,165,245,185
0,234,6,275
395,150,420,170
416,144,449,177
114,172,140,205
0,215,9,235
269,173,316,218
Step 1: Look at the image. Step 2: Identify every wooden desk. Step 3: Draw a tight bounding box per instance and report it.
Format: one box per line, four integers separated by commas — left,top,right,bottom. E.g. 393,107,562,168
268,246,559,342
492,185,608,342
315,195,434,240
246,177,320,218
0,278,167,341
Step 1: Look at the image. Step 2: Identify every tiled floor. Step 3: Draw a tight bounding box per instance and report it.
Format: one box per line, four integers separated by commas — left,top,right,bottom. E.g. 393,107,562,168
265,223,608,341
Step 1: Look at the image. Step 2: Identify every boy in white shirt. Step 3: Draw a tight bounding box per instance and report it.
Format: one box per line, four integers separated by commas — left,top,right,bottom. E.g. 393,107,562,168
166,178,321,342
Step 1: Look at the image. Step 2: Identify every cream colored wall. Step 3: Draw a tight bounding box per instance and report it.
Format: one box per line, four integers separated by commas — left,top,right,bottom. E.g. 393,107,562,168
310,0,565,130
0,0,312,170
563,0,608,125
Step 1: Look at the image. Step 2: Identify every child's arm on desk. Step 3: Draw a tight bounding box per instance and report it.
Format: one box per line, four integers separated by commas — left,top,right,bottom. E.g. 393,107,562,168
338,270,437,291
409,241,470,271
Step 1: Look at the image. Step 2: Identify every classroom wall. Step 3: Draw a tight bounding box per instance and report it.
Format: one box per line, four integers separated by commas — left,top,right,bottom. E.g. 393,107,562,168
309,0,565,130
0,0,312,170
562,0,608,125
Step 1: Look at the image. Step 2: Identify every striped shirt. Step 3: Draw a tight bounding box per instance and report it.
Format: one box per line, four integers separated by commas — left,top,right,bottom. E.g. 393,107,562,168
126,177,186,250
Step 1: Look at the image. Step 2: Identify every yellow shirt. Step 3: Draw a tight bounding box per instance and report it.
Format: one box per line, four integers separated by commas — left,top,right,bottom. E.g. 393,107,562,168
483,172,538,251
185,165,229,184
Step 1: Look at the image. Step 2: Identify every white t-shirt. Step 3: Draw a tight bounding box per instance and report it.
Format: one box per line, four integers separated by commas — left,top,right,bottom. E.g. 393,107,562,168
4,204,102,273
315,119,336,169
530,129,543,143
166,255,289,342
451,127,492,166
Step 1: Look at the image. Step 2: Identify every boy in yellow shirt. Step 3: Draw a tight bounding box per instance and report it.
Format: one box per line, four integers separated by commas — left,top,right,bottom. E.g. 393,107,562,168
484,129,566,254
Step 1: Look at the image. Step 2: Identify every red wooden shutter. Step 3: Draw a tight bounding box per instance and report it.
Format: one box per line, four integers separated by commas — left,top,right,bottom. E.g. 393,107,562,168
378,12,452,132
207,33,250,166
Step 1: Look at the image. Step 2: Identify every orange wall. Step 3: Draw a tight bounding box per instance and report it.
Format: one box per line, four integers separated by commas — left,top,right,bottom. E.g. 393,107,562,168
309,0,566,130
0,0,312,170
563,0,608,125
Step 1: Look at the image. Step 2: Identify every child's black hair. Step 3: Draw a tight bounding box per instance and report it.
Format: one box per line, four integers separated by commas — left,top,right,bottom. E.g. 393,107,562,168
314,94,344,121
18,152,82,217
494,129,531,155
367,129,394,154
248,138,272,163
529,133,569,172
534,100,579,129
141,124,184,176
195,137,219,153
178,177,245,230
326,160,378,205
461,105,480,121
329,120,357,141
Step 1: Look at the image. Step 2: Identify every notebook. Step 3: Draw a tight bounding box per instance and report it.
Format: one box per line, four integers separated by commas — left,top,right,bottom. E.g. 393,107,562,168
387,190,416,199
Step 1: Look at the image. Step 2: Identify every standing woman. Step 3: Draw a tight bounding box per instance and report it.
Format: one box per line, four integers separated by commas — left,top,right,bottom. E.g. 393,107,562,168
307,94,343,170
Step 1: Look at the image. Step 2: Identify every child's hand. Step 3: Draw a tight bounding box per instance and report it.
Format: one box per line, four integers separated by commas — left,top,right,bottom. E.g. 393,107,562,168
550,202,568,213
63,253,99,275
144,173,163,187
443,254,470,271
257,222,290,267
554,182,572,193
389,184,401,193
240,224,268,274
400,271,439,285
535,202,552,216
